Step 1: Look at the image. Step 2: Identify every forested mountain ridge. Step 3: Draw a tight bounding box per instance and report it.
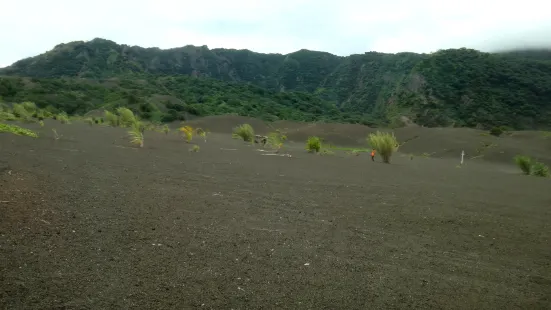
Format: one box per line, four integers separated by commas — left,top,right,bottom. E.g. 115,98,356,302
2,38,551,129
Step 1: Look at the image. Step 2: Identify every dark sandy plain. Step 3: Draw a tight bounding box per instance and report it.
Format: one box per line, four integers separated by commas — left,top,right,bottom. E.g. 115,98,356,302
1,116,550,309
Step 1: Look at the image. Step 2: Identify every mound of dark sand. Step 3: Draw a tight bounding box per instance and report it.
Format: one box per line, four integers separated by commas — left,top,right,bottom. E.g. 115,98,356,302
1,120,550,309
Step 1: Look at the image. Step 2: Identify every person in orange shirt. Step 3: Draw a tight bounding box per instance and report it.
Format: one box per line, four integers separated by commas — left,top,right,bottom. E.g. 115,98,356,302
371,149,376,161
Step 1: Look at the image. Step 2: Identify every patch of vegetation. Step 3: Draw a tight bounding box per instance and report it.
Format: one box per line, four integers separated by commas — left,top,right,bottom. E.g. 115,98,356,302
327,144,369,153
514,155,532,175
180,125,193,143
0,111,16,121
233,124,254,142
128,122,144,147
489,126,504,137
195,128,208,142
514,155,550,177
306,136,321,153
117,107,137,127
266,130,287,151
531,161,550,177
189,145,200,152
162,125,170,135
0,122,38,137
367,131,399,163
104,110,119,126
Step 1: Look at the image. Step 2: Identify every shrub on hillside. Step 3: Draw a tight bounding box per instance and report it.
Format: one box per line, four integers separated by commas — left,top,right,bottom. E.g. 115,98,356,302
530,161,550,177
514,155,550,177
22,101,37,114
233,124,254,142
117,107,137,127
306,136,321,153
267,130,287,151
12,104,31,120
104,110,119,126
489,126,504,137
367,131,399,163
514,155,532,175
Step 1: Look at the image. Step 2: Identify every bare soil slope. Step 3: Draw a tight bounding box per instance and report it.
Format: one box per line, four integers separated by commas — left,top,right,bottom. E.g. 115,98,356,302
185,116,551,165
1,119,551,309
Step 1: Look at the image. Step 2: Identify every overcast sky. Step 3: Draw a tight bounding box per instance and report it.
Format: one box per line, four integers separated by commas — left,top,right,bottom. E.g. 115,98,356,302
1,0,551,68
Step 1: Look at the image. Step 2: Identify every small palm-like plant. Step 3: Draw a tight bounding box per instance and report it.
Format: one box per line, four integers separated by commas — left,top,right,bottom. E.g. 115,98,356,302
180,125,193,143
128,122,144,147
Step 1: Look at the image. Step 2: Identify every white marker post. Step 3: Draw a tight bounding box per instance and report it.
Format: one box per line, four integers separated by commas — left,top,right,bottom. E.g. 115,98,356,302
461,150,465,165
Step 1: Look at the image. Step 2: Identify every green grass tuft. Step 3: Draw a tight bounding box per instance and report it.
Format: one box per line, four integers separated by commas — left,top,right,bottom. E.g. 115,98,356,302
530,161,550,177
514,155,532,175
233,124,254,142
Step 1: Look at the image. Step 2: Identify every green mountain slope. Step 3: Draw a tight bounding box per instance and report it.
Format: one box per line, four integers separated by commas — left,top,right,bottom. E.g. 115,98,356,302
2,38,551,129
0,75,345,123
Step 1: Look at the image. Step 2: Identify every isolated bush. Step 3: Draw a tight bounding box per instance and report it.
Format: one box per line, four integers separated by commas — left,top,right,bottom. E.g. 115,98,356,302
489,126,504,137
116,107,137,127
530,161,550,177
306,136,321,153
367,131,399,163
0,123,38,138
514,155,532,175
267,130,287,150
104,110,119,126
162,124,170,135
233,124,254,142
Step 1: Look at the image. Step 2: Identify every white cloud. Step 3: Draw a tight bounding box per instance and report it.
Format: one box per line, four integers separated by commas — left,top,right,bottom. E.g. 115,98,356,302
1,0,550,66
